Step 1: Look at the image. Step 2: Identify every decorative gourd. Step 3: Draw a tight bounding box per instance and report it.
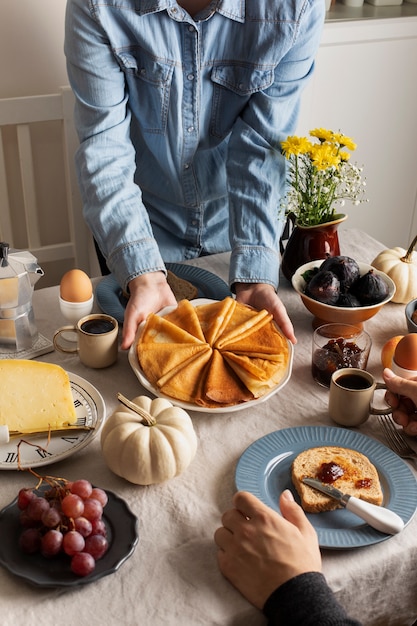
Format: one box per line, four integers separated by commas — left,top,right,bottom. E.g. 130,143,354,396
101,394,197,485
371,235,417,304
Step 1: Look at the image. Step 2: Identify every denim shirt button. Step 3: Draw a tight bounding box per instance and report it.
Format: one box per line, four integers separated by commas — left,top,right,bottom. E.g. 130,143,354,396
184,163,190,169
187,126,194,133
187,73,194,81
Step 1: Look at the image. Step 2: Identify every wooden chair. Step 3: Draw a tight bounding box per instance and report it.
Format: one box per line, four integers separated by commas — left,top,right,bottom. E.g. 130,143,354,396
0,86,99,286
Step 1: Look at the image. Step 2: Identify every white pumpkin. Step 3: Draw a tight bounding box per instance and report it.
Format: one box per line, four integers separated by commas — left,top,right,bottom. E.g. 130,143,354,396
371,235,417,304
101,394,198,485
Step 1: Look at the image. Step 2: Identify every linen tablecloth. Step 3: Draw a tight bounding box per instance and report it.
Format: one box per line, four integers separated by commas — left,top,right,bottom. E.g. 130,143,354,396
0,228,416,626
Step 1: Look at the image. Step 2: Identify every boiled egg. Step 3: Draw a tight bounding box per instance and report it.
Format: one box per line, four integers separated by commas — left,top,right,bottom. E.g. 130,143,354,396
60,269,93,303
393,334,417,372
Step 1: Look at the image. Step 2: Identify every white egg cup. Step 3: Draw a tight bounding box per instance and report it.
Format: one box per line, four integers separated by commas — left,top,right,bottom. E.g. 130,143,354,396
59,295,94,325
392,359,417,380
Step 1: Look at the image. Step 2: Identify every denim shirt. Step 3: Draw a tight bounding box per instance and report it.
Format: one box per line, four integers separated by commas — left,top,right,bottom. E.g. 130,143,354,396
65,0,324,292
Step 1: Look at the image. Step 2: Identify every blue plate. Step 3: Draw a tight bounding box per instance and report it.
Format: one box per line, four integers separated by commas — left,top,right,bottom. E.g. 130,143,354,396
95,263,231,323
235,426,417,549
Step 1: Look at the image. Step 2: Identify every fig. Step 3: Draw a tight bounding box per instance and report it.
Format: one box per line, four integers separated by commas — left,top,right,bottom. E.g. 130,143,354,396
337,292,361,307
305,270,340,305
351,269,389,305
320,255,360,291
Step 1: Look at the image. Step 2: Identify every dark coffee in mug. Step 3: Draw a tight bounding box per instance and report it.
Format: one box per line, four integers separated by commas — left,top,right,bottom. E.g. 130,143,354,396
336,373,372,390
80,318,115,335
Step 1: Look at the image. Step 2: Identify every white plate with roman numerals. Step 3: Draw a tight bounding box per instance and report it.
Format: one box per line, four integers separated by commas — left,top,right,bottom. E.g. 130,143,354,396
0,372,105,470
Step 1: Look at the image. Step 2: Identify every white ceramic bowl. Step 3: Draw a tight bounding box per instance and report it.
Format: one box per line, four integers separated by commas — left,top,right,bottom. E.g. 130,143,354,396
291,260,396,328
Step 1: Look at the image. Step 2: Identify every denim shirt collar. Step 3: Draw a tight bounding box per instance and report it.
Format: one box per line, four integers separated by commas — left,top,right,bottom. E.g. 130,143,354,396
135,0,244,22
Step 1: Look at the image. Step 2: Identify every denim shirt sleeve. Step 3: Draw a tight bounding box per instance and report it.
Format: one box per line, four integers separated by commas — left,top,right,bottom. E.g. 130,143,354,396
227,1,325,289
65,0,166,291
65,0,324,292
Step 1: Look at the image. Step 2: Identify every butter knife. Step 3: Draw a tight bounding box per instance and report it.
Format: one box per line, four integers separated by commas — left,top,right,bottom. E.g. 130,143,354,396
302,477,404,535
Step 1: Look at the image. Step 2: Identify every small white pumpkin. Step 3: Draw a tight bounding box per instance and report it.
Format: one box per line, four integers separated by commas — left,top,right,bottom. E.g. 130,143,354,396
101,394,197,485
371,235,417,304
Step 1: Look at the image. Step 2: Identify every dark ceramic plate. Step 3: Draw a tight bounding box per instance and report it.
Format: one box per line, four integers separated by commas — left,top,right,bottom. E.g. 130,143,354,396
0,487,138,587
95,263,231,323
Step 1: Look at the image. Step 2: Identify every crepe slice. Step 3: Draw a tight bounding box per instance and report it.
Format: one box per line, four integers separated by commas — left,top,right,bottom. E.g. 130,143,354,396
222,351,287,398
137,342,211,386
219,319,289,359
199,349,254,406
214,308,272,351
139,312,206,346
157,348,213,403
195,297,236,345
162,299,206,342
212,301,268,348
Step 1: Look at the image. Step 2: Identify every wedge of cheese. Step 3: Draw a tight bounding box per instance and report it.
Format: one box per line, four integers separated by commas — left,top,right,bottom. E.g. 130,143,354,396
0,360,77,435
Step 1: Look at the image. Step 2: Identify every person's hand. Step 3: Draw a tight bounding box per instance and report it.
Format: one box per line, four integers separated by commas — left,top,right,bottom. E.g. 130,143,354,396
214,490,321,610
383,368,417,436
234,283,296,344
121,272,177,350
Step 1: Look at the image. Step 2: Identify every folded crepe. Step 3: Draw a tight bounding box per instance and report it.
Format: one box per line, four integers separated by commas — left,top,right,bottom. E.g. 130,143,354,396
214,308,272,351
163,299,206,342
194,298,236,345
139,313,204,346
138,342,210,386
137,297,290,407
222,351,287,398
157,348,213,403
197,349,254,406
218,317,288,358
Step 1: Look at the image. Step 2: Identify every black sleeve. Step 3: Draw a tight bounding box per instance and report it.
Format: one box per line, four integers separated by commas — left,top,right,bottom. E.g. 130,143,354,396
263,572,363,626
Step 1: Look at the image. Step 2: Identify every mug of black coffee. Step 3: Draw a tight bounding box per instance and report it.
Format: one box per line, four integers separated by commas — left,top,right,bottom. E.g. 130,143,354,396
329,368,392,427
53,314,118,368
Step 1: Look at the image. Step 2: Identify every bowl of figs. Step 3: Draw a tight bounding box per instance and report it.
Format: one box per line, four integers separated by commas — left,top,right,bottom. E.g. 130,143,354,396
291,255,396,328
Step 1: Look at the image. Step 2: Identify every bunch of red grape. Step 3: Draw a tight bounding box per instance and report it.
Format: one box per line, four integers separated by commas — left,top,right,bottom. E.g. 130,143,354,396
17,478,109,577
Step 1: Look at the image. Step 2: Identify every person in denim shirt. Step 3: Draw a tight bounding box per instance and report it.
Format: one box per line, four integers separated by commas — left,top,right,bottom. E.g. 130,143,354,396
65,0,325,349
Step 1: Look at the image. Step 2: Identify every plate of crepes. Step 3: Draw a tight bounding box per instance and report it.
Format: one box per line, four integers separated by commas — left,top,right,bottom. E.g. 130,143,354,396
236,426,417,549
128,297,293,412
0,360,105,470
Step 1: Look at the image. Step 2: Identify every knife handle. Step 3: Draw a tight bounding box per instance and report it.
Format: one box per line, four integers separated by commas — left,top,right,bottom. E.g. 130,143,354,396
346,497,404,535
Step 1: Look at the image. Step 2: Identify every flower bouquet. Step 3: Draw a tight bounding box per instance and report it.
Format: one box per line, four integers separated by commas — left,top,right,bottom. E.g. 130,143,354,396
280,128,367,227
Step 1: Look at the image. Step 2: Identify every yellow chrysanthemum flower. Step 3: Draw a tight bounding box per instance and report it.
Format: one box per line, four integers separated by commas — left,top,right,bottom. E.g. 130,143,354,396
310,144,340,170
310,128,334,143
332,133,357,151
281,136,312,157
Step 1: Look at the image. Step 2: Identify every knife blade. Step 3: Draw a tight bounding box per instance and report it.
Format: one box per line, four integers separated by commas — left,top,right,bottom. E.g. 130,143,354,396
302,477,404,535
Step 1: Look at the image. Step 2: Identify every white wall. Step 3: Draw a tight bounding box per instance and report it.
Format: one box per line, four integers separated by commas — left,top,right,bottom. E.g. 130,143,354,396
0,0,68,98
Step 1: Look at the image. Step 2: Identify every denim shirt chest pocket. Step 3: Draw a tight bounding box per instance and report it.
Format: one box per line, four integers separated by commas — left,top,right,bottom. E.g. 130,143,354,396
116,49,175,134
210,64,274,139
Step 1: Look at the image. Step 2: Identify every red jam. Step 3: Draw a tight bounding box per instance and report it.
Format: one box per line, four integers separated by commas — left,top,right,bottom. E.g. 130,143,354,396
355,478,372,489
317,462,344,484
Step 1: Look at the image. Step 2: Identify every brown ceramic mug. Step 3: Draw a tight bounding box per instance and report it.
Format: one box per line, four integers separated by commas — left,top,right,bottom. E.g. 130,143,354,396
329,368,392,427
53,314,118,368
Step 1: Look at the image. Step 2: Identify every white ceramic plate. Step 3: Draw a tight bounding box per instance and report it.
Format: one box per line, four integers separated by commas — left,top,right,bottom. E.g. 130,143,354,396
0,373,106,470
128,299,293,414
236,426,417,549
